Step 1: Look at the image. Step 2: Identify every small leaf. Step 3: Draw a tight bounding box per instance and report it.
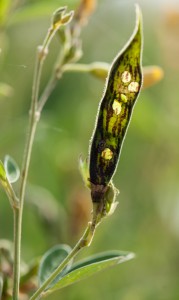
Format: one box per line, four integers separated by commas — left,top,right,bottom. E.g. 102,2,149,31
0,160,7,184
44,251,135,296
79,155,90,188
38,244,72,289
4,155,20,183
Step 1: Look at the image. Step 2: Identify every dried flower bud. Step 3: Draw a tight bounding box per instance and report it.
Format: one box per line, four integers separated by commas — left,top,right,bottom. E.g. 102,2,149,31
143,65,164,89
74,0,97,26
52,7,74,30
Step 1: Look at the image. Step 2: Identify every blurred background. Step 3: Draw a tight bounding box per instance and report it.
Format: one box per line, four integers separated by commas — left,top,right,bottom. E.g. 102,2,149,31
0,0,179,299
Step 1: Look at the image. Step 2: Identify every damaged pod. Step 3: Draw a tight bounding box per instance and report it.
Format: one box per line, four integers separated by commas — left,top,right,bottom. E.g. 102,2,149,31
89,6,143,202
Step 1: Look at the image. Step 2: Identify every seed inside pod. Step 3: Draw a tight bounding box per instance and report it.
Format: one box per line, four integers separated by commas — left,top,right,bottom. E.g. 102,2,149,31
121,71,131,83
128,81,139,92
112,100,122,115
101,148,113,160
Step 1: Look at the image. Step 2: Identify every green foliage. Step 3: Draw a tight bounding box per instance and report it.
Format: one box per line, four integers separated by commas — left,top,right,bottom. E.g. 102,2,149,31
44,251,134,296
38,244,72,289
4,155,20,184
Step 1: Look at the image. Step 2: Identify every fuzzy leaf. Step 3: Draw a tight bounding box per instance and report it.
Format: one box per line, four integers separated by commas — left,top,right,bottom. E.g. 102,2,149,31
44,251,135,296
38,244,72,289
4,155,20,183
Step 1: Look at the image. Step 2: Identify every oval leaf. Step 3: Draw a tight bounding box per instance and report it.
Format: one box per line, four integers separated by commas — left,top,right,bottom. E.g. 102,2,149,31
44,251,135,296
4,155,20,183
38,244,72,289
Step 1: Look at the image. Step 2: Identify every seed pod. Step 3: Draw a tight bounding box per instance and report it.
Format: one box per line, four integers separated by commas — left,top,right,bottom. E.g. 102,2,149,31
89,5,143,202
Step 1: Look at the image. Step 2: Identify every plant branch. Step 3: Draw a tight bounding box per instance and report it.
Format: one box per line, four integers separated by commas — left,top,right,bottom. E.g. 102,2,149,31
12,24,60,300
12,207,21,300
62,63,91,73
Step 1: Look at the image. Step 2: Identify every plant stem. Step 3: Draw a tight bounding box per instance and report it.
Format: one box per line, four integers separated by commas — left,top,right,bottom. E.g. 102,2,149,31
30,222,95,300
12,20,68,298
62,63,91,73
12,207,21,300
12,28,54,298
12,47,42,300
12,13,85,299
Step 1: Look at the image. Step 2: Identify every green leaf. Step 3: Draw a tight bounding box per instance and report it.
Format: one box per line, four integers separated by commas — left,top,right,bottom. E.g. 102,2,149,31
38,244,72,289
44,251,135,296
4,155,20,183
0,160,7,184
79,155,90,188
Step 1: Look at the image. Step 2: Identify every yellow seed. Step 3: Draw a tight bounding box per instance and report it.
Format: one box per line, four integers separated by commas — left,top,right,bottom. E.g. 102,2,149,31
128,81,139,92
112,100,122,115
121,71,131,83
121,94,128,102
101,148,113,160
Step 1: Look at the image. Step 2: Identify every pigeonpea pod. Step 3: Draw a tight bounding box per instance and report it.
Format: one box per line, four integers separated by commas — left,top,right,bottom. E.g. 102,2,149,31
89,6,143,203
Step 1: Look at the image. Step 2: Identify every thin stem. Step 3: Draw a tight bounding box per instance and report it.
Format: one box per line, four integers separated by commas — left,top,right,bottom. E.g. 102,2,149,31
12,207,21,300
30,222,95,300
12,20,68,298
62,63,91,73
12,48,42,300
